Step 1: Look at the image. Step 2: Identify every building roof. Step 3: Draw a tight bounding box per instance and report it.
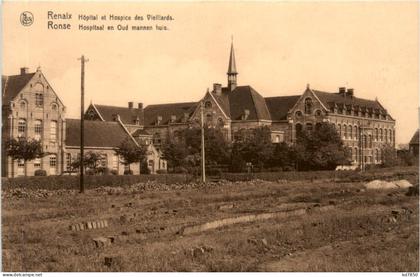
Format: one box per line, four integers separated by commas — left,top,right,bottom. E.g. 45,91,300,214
93,104,144,125
215,86,271,121
2,73,36,103
132,129,151,136
265,95,300,120
65,119,135,148
312,90,387,114
143,102,197,126
409,129,419,146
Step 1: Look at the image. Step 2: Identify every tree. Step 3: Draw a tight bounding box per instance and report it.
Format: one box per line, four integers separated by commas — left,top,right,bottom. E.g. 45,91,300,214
295,122,350,170
381,144,400,167
114,139,147,172
231,126,274,172
162,127,231,174
269,142,296,170
70,151,104,173
5,138,45,175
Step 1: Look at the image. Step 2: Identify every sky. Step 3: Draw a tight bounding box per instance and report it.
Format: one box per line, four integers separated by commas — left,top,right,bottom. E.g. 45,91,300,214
2,1,419,145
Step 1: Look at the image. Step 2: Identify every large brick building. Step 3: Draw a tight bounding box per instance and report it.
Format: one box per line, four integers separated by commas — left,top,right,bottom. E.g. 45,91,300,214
86,42,395,167
2,42,396,177
2,68,164,177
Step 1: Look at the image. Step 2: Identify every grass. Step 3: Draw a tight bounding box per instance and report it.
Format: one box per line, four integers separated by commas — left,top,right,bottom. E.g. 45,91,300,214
2,167,419,272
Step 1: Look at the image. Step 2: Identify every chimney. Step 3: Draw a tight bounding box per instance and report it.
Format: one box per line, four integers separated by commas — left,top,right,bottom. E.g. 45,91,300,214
128,102,133,109
138,103,143,109
213,83,222,96
20,67,29,75
347,88,354,97
339,87,346,94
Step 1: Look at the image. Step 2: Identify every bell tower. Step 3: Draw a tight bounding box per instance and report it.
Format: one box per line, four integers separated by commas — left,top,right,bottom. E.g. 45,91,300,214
227,39,238,91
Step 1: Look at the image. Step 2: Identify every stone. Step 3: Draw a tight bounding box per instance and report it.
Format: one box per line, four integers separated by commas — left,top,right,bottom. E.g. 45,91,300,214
261,238,268,247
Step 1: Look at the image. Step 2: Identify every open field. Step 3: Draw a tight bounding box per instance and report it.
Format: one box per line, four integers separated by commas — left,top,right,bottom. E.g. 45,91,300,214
2,171,419,272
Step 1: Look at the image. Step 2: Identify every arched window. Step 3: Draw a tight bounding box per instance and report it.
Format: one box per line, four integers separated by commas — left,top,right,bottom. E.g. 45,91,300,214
296,123,303,138
20,101,26,109
205,101,212,109
153,132,161,144
51,103,57,111
34,120,42,141
368,135,372,148
380,128,383,141
18,118,26,138
274,135,280,143
354,126,358,140
50,120,57,141
217,118,224,128
363,135,367,147
375,149,379,163
206,113,213,124
355,147,359,163
344,125,347,139
385,129,388,143
49,154,57,175
295,111,303,118
304,98,313,114
34,83,44,107
315,110,322,117
338,124,342,137
315,122,322,130
349,126,352,140
306,123,313,132
375,128,378,141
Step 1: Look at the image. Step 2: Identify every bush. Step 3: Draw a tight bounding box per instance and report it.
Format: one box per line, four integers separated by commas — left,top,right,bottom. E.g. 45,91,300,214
156,169,167,174
85,169,96,176
1,174,189,190
173,166,188,174
34,169,47,176
110,169,118,175
123,169,133,175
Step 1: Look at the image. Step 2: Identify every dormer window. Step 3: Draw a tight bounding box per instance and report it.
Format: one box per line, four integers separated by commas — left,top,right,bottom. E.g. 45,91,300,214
170,115,176,123
20,101,26,109
242,109,250,120
156,116,162,125
51,104,57,111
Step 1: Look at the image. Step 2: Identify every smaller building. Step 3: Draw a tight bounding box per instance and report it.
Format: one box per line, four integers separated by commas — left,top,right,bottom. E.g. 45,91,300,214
409,129,419,157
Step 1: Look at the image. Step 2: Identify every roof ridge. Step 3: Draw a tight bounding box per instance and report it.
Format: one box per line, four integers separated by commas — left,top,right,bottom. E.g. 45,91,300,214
145,101,197,107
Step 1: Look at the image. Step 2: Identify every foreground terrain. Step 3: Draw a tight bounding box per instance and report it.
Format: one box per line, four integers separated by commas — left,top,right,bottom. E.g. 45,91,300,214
2,176,419,272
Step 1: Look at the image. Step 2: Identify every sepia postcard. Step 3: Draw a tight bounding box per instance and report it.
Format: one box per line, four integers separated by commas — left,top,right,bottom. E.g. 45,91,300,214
1,0,419,275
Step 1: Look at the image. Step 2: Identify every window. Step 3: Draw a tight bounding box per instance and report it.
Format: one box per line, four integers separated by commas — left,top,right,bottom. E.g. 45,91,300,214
363,135,367,148
375,149,379,163
355,147,359,163
304,98,313,114
35,93,44,106
349,126,352,140
295,111,303,118
34,158,41,169
50,155,57,167
338,124,342,137
344,125,347,139
306,123,313,132
217,118,224,128
206,114,213,124
100,154,108,168
369,135,372,148
315,123,322,130
205,101,212,109
375,128,378,141
349,148,353,161
112,154,118,170
315,110,322,117
385,129,388,143
51,104,57,111
354,126,358,140
153,133,161,144
295,123,303,138
66,153,72,171
17,160,25,176
50,121,57,141
18,118,26,138
20,101,26,109
380,129,383,141
34,120,42,141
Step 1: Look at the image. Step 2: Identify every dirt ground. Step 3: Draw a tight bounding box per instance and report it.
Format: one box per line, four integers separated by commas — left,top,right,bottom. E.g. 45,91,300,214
2,177,419,272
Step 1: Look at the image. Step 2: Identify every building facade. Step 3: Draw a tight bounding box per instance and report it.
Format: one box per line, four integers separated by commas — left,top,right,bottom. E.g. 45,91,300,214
2,42,396,177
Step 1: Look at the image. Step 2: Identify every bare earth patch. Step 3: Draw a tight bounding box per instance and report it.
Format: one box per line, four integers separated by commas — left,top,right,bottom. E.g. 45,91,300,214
2,178,418,272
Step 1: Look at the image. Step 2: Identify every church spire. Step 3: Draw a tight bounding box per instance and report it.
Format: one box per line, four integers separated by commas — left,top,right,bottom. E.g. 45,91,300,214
227,38,238,91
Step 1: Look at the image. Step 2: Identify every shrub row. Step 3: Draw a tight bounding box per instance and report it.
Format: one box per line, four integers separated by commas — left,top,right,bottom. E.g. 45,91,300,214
1,174,189,190
221,166,419,183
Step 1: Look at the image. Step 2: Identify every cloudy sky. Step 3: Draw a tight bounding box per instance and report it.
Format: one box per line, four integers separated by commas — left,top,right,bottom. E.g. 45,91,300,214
3,1,418,144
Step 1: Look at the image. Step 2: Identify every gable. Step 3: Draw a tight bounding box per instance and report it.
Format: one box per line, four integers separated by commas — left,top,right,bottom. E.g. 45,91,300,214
288,88,328,117
84,104,104,121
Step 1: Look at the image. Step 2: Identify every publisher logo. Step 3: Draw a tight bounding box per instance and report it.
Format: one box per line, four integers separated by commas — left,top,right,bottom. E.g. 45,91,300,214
20,11,34,26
